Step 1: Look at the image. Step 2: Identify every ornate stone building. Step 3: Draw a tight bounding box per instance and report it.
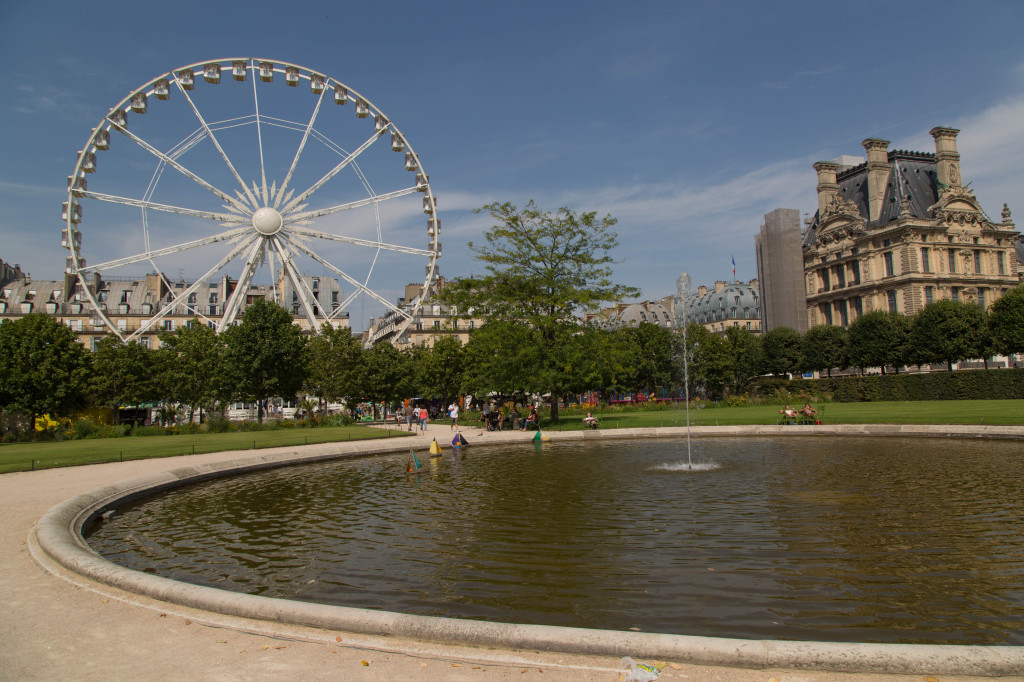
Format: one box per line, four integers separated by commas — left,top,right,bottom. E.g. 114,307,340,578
803,127,1019,327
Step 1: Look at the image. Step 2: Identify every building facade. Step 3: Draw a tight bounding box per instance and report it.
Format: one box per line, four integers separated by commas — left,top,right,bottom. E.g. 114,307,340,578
803,127,1019,327
585,298,675,330
363,276,483,348
755,208,808,333
0,270,347,349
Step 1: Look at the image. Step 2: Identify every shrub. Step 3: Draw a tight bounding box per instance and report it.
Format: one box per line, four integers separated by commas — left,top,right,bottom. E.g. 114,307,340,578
205,415,233,433
71,418,99,440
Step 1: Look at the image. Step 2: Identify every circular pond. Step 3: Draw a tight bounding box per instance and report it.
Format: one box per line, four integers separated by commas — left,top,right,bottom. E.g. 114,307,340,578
86,436,1024,645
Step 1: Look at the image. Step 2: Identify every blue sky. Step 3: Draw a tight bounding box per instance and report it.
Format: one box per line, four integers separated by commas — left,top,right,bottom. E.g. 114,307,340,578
2,1,1023,331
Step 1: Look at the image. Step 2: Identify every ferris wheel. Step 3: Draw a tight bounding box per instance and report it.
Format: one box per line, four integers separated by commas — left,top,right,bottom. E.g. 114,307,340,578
62,58,440,344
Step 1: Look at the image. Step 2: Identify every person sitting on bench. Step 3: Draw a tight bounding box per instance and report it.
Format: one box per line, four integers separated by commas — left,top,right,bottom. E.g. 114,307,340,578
583,412,598,429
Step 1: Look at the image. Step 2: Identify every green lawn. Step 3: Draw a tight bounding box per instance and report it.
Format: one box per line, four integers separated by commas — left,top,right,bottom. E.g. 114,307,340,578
538,399,1024,431
3,400,1021,474
0,425,412,474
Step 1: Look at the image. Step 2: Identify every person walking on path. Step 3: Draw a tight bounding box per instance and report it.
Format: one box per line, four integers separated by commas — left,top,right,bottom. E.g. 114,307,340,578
404,402,415,431
448,401,459,431
418,406,429,432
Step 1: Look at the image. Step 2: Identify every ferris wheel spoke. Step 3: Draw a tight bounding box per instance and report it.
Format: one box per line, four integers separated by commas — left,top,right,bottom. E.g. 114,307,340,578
269,237,319,327
110,122,250,212
285,185,422,223
288,224,432,257
176,80,261,210
274,86,328,210
79,190,247,224
128,234,260,339
251,59,269,204
83,227,251,273
281,130,384,214
217,238,265,332
280,234,409,319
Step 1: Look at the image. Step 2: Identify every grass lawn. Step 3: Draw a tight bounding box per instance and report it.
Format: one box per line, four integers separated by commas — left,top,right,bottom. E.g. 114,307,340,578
536,399,1024,431
0,425,413,474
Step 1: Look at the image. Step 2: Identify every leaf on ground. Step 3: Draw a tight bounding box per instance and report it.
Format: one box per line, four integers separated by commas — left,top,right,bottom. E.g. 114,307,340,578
361,660,369,666
336,635,342,642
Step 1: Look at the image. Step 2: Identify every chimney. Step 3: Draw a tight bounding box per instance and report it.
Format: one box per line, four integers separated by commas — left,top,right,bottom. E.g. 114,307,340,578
929,127,962,188
861,138,891,222
813,161,839,217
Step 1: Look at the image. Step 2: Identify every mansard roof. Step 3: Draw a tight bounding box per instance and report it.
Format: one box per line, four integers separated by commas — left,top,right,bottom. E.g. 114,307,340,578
804,150,940,248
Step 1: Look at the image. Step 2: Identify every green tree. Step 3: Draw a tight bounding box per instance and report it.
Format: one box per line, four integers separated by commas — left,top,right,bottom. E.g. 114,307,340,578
363,342,411,417
159,320,225,422
760,326,803,378
683,323,732,400
802,324,849,377
304,324,365,412
910,299,987,371
0,314,91,429
847,310,901,374
417,335,464,401
441,200,640,421
619,322,676,393
221,300,308,422
461,321,537,400
723,326,762,393
91,336,163,424
989,285,1024,356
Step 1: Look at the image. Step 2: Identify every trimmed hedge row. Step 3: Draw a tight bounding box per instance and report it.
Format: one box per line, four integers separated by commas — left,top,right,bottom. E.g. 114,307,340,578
750,369,1024,402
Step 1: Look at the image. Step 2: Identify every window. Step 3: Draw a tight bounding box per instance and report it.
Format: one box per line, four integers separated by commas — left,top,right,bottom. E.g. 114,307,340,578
883,239,891,247
209,305,218,316
312,278,319,290
187,293,196,304
853,297,863,317
836,266,845,288
851,262,861,285
974,250,982,274
951,287,960,302
209,293,218,304
91,337,101,352
140,336,151,349
887,290,897,313
948,249,956,273
821,268,830,292
432,320,440,329
822,305,832,325
331,291,338,304
162,320,173,331
884,252,894,277
998,252,1006,275
838,299,848,327
117,319,127,331
924,286,934,306
68,319,82,331
469,320,475,330
979,288,986,308
921,248,931,273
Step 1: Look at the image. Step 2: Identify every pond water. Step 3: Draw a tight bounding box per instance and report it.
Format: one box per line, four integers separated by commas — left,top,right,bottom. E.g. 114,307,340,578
86,436,1024,644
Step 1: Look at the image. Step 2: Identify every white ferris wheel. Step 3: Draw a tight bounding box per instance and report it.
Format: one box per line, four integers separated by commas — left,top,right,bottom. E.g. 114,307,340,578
62,58,440,344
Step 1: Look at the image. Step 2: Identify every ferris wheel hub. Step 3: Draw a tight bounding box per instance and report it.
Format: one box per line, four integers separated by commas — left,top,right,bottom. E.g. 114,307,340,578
252,206,283,235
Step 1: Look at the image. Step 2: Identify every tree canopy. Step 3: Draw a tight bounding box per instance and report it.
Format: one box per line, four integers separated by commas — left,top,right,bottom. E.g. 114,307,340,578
910,299,987,371
221,300,308,422
0,314,91,424
989,284,1024,356
441,200,639,420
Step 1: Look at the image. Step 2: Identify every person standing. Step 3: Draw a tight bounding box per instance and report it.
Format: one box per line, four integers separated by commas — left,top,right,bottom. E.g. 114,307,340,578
419,406,429,432
448,401,459,431
404,402,414,431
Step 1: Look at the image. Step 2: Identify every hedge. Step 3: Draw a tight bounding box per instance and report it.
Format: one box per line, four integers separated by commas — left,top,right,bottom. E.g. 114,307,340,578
749,368,1024,402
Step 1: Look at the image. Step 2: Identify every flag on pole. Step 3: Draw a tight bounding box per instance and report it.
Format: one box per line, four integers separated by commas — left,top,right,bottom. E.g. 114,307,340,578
732,255,736,279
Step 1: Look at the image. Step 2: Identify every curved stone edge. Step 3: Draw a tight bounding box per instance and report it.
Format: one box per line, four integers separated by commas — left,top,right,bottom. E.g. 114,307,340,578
32,426,1024,677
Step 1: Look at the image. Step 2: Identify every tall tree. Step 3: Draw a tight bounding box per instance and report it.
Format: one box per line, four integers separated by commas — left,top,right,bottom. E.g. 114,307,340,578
989,284,1024,357
802,324,849,378
0,314,91,428
363,341,411,417
91,336,162,424
441,200,640,421
910,299,987,371
619,322,676,394
304,324,365,412
760,326,803,378
221,300,308,422
847,310,901,374
159,320,225,422
683,323,732,400
462,321,542,401
723,326,762,393
416,335,464,401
